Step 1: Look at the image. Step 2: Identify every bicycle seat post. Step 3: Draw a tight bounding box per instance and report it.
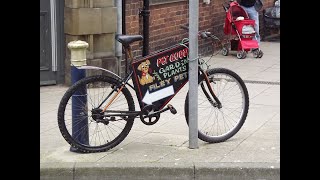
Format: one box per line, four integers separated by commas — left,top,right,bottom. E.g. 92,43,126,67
122,45,134,75
125,45,134,64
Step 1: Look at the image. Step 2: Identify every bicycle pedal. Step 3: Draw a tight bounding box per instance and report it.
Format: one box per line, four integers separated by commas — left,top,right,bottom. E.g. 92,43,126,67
167,104,177,114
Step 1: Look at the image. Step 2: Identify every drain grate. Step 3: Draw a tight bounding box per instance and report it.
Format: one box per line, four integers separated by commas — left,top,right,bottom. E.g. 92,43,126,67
243,80,280,85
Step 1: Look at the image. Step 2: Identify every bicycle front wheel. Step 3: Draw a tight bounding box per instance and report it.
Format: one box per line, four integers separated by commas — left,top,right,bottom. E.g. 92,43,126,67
57,75,135,153
185,68,249,143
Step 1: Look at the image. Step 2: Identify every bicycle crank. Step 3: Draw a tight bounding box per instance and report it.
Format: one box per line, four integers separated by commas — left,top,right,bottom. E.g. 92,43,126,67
139,104,177,125
140,105,160,125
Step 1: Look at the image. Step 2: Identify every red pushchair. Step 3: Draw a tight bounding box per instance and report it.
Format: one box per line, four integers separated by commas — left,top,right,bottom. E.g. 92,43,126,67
222,1,263,59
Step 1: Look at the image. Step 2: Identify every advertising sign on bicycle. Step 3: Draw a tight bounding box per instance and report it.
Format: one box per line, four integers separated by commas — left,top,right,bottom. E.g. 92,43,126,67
132,43,189,110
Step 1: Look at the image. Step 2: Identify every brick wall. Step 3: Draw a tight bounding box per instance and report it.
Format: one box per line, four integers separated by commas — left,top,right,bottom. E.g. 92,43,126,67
124,0,275,59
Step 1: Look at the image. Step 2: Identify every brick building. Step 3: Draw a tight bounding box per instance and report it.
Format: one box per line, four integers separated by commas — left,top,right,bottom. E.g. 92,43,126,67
122,0,275,76
125,0,274,56
40,0,275,85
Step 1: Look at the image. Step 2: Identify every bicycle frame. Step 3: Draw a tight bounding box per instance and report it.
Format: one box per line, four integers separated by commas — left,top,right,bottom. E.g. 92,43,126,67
78,39,221,118
58,28,250,153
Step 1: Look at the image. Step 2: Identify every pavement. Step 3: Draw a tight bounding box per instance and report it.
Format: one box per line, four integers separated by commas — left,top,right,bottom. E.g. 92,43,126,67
40,41,280,179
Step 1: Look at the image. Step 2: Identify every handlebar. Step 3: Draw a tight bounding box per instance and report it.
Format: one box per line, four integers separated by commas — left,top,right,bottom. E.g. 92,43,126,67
222,4,228,12
222,0,235,12
180,25,189,31
179,25,213,40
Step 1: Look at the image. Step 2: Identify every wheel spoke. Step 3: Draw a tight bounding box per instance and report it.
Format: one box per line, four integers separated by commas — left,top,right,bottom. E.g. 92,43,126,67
58,76,135,152
185,69,248,143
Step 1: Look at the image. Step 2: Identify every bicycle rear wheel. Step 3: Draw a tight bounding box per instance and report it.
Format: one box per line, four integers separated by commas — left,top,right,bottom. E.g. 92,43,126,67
57,75,135,153
184,68,249,143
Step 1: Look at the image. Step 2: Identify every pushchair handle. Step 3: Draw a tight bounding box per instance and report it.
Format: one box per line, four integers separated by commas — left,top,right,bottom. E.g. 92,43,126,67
222,0,235,11
222,4,228,12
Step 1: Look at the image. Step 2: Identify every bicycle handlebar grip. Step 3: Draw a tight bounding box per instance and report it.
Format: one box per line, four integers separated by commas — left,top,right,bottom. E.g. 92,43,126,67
200,32,208,39
205,32,212,36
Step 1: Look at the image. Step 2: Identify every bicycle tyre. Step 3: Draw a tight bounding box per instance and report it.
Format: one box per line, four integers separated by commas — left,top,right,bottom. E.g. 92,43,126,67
57,75,135,153
184,68,249,143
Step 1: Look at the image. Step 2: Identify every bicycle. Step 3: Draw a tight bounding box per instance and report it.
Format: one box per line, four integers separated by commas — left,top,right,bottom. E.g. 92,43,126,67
57,25,249,153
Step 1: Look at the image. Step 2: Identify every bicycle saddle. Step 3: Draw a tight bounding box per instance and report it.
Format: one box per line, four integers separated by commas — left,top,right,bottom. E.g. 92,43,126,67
116,34,143,47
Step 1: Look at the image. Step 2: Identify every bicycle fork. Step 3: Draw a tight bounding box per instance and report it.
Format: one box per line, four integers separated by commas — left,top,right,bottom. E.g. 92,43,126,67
199,68,222,109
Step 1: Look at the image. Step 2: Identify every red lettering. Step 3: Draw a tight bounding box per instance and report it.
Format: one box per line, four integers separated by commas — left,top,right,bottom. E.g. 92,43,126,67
169,52,178,62
156,58,162,67
178,51,183,59
164,55,169,64
157,48,189,67
156,55,169,67
183,48,188,57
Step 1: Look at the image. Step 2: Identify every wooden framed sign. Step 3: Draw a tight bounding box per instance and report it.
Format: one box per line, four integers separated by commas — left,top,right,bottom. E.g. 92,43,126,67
131,42,189,110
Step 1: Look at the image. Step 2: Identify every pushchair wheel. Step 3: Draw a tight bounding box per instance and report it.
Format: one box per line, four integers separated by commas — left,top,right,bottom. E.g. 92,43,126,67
237,51,246,59
222,47,229,56
258,50,263,58
242,51,247,59
253,49,260,58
